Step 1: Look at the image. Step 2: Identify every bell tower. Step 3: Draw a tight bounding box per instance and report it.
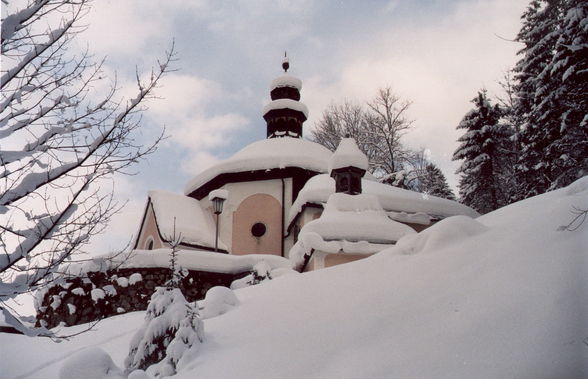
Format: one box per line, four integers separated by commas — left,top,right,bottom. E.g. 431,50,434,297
262,54,308,139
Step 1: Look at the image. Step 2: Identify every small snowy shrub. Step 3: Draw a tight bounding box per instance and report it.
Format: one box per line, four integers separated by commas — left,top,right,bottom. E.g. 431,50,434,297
200,286,240,319
125,287,204,377
59,347,124,379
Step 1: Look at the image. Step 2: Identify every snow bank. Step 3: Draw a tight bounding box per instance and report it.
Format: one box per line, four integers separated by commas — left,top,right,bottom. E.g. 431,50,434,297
184,138,331,195
148,190,225,250
199,286,239,319
393,215,488,255
59,347,124,379
288,174,478,224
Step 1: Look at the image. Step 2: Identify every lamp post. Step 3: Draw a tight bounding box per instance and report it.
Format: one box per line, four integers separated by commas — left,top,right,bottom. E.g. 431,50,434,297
209,190,228,252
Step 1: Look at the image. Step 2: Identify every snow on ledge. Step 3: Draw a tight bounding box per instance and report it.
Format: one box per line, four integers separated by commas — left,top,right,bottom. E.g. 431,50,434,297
262,99,309,118
63,249,293,277
122,249,293,274
270,74,302,91
208,188,229,201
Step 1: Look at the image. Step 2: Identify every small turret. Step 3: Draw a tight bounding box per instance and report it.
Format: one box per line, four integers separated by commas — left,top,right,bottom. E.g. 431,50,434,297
329,137,368,195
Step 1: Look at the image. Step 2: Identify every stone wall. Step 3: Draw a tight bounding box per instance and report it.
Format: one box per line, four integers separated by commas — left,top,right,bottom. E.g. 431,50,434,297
36,267,246,329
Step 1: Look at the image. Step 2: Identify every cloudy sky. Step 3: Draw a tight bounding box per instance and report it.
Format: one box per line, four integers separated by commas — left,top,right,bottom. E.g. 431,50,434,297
76,0,529,253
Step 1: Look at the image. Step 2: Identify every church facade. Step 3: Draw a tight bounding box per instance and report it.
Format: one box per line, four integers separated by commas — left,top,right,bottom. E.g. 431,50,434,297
133,57,478,271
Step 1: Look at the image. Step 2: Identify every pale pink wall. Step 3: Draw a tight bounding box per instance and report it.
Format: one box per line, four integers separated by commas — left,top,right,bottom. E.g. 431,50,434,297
136,202,165,250
232,193,281,255
323,252,372,268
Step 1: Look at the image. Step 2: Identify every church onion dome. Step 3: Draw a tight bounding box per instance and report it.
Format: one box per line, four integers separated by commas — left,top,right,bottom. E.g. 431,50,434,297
263,55,308,139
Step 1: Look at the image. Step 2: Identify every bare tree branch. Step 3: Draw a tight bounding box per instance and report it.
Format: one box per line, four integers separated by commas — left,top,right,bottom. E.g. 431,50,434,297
0,0,176,335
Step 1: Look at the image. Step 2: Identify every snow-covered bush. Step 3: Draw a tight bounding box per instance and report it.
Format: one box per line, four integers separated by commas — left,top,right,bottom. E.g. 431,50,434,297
230,261,273,289
199,286,240,319
125,287,204,377
59,347,124,379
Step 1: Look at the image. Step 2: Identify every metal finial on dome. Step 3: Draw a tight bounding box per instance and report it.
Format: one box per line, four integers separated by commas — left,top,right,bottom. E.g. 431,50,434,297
282,51,289,72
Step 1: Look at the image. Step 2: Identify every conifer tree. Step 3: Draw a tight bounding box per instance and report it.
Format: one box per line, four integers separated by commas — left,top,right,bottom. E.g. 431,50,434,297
453,91,510,214
420,163,456,200
125,287,203,377
513,0,588,198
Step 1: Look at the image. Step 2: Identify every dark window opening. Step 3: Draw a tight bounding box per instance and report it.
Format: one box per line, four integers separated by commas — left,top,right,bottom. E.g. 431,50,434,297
251,222,267,238
146,238,154,250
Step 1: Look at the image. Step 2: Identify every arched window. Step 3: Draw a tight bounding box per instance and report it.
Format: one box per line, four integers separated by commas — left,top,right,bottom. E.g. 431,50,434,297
145,237,154,250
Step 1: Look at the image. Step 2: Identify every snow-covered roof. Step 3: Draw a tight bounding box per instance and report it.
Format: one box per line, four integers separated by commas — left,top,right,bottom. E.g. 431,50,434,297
270,74,302,91
288,174,479,225
148,190,226,250
302,193,415,244
262,98,309,118
184,137,332,195
328,137,369,172
289,193,415,267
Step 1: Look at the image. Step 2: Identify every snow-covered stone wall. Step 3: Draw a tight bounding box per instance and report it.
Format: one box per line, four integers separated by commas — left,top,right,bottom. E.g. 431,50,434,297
35,267,245,329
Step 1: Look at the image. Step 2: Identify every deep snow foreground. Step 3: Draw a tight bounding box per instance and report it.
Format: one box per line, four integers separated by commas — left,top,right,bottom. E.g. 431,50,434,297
2,178,588,378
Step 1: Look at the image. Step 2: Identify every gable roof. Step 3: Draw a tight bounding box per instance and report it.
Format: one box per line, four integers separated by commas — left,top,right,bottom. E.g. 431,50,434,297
145,190,227,251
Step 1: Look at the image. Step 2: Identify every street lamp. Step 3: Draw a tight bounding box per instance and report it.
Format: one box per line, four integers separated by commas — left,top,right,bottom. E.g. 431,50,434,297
209,189,228,252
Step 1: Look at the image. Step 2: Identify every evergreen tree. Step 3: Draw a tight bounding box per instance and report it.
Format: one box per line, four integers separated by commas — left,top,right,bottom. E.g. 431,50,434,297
539,0,588,189
513,0,588,198
125,287,203,377
420,163,456,200
453,91,510,214
512,0,562,198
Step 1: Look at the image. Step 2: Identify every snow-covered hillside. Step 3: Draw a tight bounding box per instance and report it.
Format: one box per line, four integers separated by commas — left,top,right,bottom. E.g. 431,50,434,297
2,178,587,379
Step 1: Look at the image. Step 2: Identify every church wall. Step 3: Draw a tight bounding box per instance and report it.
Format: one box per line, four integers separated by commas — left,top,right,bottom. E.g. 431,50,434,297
284,206,323,259
303,250,373,271
323,252,373,268
232,193,281,255
200,178,294,255
136,202,165,250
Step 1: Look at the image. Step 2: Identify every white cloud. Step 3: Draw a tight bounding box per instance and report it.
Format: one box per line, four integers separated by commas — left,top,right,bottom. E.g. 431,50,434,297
86,175,146,255
180,150,222,177
143,73,249,175
303,0,527,190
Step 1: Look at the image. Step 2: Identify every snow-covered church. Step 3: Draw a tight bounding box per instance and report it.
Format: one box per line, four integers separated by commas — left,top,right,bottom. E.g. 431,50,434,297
133,58,477,271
